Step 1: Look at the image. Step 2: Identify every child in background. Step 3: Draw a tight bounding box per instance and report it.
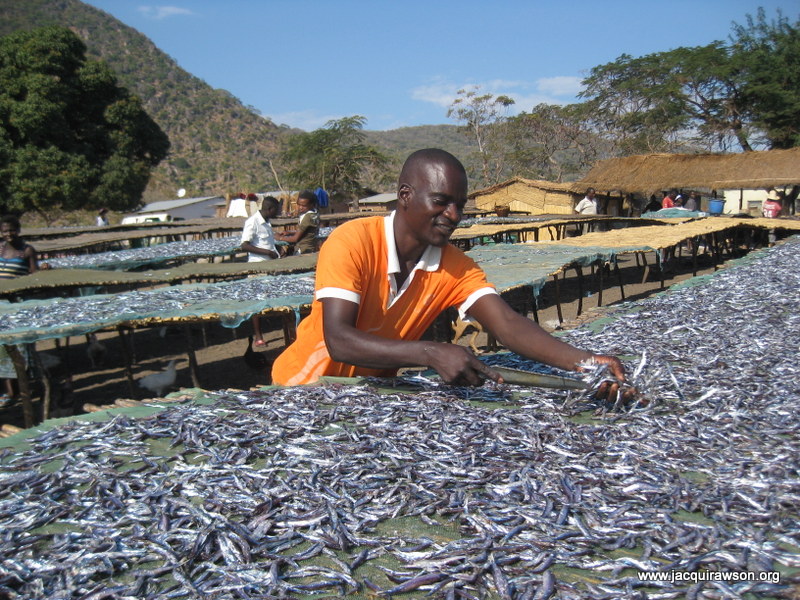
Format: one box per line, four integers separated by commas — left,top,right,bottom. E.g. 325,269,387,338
276,190,319,255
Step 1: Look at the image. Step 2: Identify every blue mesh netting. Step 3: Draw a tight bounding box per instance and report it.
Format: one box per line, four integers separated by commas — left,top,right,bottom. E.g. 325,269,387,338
641,208,707,219
4,243,659,345
466,243,649,295
0,273,315,345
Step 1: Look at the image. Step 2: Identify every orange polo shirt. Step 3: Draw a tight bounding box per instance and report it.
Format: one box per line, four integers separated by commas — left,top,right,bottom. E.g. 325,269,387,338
271,213,496,385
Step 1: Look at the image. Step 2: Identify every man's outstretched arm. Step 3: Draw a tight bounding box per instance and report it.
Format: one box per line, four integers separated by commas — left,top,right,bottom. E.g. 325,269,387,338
321,297,501,386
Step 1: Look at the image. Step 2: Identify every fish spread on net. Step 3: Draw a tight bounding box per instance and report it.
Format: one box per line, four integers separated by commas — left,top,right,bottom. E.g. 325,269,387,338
0,275,315,333
46,236,243,270
0,239,799,598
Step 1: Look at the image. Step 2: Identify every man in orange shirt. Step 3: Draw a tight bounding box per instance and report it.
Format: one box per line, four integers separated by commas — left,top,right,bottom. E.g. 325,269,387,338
272,149,626,395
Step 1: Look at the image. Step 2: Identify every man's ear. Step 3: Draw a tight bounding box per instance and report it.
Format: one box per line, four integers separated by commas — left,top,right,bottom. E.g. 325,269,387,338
398,184,411,208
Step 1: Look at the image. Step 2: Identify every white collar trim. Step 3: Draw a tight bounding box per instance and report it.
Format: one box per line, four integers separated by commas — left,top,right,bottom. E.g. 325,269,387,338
384,211,442,274
384,211,442,307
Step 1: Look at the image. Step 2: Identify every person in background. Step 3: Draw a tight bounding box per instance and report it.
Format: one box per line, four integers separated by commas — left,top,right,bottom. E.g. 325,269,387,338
276,190,319,255
226,192,250,218
96,208,110,227
763,189,782,218
0,215,41,406
0,215,39,280
240,196,281,346
684,192,699,212
272,148,627,399
644,195,663,213
662,190,678,209
763,189,782,247
574,188,600,215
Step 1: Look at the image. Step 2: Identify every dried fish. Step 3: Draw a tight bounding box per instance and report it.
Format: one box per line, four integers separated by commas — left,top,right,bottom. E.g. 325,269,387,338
0,274,315,339
46,236,243,271
0,238,798,598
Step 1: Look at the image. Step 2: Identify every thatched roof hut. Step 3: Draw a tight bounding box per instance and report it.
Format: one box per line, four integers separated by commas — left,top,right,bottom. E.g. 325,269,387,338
573,148,800,195
470,178,577,215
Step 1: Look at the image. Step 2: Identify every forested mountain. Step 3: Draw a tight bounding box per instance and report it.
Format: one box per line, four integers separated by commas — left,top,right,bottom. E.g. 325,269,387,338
0,1,473,201
365,125,482,184
1,0,292,200
365,125,476,164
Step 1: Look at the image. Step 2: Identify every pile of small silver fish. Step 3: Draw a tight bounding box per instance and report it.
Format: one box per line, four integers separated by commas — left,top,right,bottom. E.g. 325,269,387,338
0,274,315,337
0,239,798,599
46,237,243,271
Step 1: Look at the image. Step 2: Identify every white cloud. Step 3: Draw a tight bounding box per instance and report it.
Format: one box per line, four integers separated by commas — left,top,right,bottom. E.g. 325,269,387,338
411,76,586,117
411,81,462,109
137,5,195,20
269,110,346,132
536,76,583,97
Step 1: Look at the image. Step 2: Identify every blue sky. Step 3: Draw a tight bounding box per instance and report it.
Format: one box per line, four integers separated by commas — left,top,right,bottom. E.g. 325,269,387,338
83,0,797,132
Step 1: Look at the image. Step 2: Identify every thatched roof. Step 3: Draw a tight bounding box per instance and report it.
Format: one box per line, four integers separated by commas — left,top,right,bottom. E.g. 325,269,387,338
574,148,800,194
470,177,576,199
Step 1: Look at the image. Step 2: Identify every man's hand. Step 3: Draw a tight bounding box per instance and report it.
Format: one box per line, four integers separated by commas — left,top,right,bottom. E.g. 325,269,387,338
581,354,637,402
424,343,502,386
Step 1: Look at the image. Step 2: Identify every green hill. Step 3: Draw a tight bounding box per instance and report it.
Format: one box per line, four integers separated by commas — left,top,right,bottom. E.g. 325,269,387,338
364,125,481,186
365,125,476,161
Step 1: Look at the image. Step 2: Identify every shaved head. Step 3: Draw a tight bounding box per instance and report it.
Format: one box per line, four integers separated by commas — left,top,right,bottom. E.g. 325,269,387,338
394,148,468,249
399,148,466,189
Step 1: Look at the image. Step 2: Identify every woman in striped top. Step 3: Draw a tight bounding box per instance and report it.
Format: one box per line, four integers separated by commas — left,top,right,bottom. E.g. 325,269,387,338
0,215,40,405
0,215,38,279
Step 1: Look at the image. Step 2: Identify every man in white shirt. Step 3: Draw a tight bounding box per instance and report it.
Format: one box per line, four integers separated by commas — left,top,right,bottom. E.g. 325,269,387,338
574,188,600,215
241,196,281,346
241,196,280,262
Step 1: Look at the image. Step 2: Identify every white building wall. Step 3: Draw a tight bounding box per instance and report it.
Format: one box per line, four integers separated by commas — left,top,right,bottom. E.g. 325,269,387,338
721,189,771,215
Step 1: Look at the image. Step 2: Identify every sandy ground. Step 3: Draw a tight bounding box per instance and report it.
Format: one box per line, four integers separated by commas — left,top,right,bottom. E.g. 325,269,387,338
1,246,727,430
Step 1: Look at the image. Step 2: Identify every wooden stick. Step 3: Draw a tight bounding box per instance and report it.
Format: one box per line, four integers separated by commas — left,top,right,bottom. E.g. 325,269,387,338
117,327,137,398
114,399,141,408
6,344,34,428
183,325,201,388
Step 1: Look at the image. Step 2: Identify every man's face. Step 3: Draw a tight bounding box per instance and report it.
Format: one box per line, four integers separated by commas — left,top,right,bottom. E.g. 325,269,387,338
587,190,596,199
400,160,467,247
260,203,278,219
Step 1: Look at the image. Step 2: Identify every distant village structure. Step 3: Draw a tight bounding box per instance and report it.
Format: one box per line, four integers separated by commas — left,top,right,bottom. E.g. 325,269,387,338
123,191,302,223
575,148,800,216
349,193,397,213
469,178,577,216
121,196,224,224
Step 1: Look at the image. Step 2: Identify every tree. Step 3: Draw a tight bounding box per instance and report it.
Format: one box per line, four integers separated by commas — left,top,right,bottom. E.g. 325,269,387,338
0,25,169,221
579,9,800,154
281,116,389,204
579,44,752,153
732,8,800,149
447,86,514,186
505,103,604,182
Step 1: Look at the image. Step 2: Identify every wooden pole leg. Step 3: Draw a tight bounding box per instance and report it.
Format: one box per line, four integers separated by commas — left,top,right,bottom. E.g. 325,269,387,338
117,327,137,399
183,325,201,388
6,344,34,428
